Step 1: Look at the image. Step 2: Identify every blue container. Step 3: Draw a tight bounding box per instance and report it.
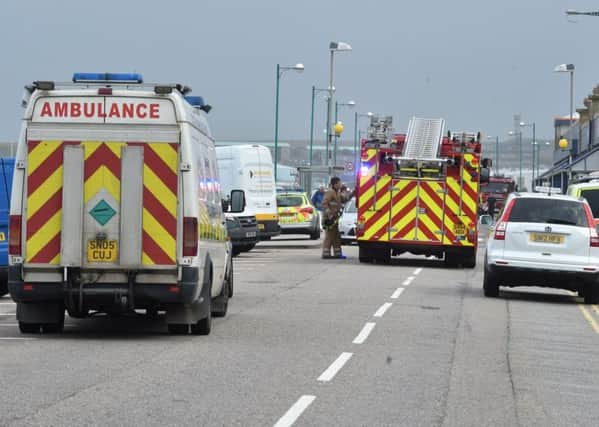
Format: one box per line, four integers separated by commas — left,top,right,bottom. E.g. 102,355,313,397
0,158,15,296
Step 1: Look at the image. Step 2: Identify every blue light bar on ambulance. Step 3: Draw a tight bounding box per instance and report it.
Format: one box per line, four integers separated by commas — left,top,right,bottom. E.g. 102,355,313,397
184,96,206,107
72,73,143,83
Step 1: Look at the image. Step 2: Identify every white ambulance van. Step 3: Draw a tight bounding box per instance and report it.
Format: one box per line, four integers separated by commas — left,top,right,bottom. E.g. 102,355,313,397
8,72,240,335
216,144,280,239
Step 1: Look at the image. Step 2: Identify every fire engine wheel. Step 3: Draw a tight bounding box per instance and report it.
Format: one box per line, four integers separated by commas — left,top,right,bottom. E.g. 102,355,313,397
463,250,477,269
18,322,41,334
358,246,373,263
373,248,391,265
168,324,189,335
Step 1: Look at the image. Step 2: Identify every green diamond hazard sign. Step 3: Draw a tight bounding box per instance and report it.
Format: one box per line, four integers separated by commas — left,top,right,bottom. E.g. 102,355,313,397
89,200,116,226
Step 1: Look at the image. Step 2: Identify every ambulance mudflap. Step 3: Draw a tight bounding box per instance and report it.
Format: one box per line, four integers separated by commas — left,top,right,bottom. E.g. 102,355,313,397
25,140,179,270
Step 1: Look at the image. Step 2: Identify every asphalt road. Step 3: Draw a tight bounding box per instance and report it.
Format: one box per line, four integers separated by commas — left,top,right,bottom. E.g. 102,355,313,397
2,236,599,426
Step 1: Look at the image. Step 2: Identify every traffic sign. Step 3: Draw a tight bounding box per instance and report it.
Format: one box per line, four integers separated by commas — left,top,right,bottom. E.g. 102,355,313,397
346,161,354,172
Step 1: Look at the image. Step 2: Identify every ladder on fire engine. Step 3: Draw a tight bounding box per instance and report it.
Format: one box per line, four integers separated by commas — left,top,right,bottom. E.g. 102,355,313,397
403,117,445,160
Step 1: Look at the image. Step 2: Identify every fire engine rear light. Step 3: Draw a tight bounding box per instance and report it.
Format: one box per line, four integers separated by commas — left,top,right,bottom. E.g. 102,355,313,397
360,166,369,175
9,215,22,256
98,88,112,95
183,217,198,257
23,284,33,291
168,286,180,293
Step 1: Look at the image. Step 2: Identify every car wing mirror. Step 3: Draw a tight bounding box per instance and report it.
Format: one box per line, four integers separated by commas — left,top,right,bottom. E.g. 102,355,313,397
230,189,246,213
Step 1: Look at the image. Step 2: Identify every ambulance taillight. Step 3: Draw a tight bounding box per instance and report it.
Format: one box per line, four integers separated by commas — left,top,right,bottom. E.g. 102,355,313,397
9,215,22,256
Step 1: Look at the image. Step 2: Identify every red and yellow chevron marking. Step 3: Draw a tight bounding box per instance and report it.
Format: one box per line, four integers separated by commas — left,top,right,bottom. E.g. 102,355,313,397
26,140,69,264
142,143,179,266
359,175,392,242
83,141,125,204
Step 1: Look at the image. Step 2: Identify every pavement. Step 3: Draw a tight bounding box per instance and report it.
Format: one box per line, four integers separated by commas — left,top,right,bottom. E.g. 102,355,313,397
2,235,599,426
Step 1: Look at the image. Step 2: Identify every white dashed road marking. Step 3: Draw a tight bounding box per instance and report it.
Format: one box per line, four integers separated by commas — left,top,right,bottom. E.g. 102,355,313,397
374,302,393,318
273,395,316,427
413,268,422,275
353,322,376,344
317,352,353,382
391,287,405,299
402,276,414,286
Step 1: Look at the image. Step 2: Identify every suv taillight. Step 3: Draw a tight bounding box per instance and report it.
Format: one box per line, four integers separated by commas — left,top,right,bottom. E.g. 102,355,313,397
9,215,22,256
493,221,507,240
183,217,198,256
492,198,516,241
582,204,599,247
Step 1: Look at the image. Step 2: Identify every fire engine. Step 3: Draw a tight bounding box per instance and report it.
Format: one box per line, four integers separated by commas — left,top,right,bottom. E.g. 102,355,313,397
480,176,516,214
355,116,489,267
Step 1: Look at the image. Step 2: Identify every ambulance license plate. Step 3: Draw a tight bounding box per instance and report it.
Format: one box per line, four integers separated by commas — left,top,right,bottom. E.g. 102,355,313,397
88,240,118,262
454,224,466,235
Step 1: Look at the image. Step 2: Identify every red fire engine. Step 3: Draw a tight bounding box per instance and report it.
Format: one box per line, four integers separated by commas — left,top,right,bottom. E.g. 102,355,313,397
479,176,516,215
355,117,489,267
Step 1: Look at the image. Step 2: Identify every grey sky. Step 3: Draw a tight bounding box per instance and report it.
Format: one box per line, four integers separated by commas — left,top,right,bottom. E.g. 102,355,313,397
0,1,593,144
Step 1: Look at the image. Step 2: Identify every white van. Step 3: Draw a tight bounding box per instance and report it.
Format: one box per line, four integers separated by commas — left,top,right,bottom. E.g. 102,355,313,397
8,73,239,335
216,145,280,239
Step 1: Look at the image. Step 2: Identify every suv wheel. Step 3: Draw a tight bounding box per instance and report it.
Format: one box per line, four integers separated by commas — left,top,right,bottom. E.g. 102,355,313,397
483,266,500,297
584,282,599,304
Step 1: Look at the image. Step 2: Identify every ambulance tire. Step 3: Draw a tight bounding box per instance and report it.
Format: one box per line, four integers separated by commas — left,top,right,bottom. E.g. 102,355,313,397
191,301,212,335
19,322,41,334
213,262,231,317
42,313,65,334
168,324,189,335
359,246,373,263
227,257,234,298
0,282,7,297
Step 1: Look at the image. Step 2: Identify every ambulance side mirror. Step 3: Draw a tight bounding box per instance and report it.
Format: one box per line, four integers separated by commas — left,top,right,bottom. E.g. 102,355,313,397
230,189,246,213
221,198,230,212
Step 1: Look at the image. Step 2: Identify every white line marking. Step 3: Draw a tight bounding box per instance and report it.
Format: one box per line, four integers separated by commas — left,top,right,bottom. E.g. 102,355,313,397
391,287,405,299
413,268,422,275
353,322,376,344
0,313,15,316
317,352,353,382
273,395,316,427
402,276,414,286
0,337,37,340
374,302,393,318
0,302,16,305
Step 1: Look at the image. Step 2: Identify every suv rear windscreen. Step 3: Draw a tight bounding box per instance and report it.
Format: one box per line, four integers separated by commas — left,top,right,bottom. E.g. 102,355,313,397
580,189,599,218
509,198,588,227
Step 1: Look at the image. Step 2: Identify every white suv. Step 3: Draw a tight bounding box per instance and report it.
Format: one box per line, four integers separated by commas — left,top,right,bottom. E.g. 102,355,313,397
484,191,599,303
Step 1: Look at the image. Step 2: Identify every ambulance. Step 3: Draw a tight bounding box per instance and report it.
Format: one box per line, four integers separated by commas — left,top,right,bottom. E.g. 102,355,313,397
8,73,239,335
216,144,280,239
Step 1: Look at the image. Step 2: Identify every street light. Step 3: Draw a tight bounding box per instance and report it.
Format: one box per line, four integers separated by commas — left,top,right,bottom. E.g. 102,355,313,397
486,135,500,176
326,41,352,176
520,121,536,186
334,100,355,166
566,9,599,16
554,64,575,128
508,130,523,190
559,136,573,183
309,86,334,166
274,62,304,181
354,112,373,170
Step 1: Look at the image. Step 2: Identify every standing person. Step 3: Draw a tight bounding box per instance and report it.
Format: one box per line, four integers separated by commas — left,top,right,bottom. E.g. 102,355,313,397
321,177,354,259
311,186,326,211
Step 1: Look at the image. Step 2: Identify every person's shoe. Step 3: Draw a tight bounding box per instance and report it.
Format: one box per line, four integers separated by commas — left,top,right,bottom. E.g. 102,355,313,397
321,255,333,259
332,254,347,259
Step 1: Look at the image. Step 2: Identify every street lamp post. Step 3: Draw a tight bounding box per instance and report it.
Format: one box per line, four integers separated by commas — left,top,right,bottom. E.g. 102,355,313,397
520,121,536,186
554,64,575,128
486,135,500,176
354,111,373,171
274,62,304,181
309,86,332,166
326,41,352,176
334,100,355,166
508,130,523,190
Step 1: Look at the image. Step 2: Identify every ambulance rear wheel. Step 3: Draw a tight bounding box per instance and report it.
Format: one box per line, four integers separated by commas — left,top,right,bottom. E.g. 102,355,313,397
19,322,41,334
191,297,212,335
